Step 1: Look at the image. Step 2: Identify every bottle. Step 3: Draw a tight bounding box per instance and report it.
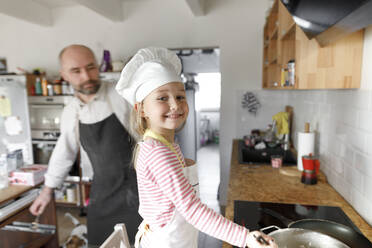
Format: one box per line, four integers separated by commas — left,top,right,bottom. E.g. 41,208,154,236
41,77,48,96
99,50,113,72
263,124,275,143
53,79,62,95
30,84,36,96
47,83,54,96
35,77,42,95
287,60,295,86
66,185,76,202
62,81,69,95
280,68,288,87
67,83,74,95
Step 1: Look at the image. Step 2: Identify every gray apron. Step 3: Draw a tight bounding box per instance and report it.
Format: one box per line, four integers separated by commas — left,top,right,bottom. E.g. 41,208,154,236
79,113,142,246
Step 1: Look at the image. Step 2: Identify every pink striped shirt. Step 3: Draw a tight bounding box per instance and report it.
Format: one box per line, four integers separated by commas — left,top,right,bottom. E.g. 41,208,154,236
136,139,249,247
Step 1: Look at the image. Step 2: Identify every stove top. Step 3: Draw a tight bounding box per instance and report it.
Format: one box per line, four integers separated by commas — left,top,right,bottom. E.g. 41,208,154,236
233,201,363,247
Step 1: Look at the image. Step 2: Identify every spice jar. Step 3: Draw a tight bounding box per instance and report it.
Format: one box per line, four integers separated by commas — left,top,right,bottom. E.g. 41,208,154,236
53,79,62,95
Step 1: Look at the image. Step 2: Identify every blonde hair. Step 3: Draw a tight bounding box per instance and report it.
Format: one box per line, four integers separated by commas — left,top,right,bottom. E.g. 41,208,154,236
130,102,147,169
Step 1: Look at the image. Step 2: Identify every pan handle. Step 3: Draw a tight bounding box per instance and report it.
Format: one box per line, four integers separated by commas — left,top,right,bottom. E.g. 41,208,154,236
258,207,293,226
260,225,280,234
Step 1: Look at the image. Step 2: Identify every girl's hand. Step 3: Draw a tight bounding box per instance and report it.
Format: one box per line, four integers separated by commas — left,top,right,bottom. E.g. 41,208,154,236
184,158,196,167
245,231,277,248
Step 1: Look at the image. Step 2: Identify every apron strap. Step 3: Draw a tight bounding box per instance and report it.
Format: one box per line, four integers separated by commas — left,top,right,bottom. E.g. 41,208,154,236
143,129,185,167
134,221,151,248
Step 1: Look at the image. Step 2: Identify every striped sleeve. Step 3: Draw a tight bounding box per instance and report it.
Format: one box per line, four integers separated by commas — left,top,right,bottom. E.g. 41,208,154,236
144,144,249,247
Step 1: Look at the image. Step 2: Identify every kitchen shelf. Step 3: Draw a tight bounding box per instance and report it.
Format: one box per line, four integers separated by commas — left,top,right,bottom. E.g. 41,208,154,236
269,26,278,40
280,22,295,40
262,0,364,89
265,86,296,90
56,200,80,207
269,58,277,65
28,95,73,97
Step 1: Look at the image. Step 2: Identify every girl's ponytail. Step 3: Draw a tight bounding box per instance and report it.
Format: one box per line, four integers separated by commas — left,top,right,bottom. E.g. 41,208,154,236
130,103,147,168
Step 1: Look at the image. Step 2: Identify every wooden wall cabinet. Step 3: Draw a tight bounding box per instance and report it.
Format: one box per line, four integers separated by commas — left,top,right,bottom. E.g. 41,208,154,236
262,0,364,89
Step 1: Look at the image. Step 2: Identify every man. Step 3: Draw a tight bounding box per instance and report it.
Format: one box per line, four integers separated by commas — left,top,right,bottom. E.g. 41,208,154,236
30,44,142,246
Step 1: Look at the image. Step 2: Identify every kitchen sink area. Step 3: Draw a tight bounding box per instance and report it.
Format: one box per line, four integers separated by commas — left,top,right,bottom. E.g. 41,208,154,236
238,139,297,165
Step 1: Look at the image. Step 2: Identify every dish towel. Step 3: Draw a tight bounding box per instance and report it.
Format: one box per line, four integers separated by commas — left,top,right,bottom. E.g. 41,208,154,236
272,112,289,135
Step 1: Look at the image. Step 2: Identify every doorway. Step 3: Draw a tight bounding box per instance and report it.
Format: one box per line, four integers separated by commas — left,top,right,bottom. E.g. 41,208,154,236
174,47,222,247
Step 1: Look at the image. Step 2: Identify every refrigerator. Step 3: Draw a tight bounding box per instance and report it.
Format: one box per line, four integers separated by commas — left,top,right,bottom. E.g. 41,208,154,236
175,75,198,161
0,75,33,165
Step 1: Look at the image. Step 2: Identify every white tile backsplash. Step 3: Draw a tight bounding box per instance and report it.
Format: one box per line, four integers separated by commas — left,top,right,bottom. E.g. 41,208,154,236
363,175,372,202
349,129,366,153
365,133,372,156
331,156,345,175
354,152,372,177
238,88,372,225
351,188,372,224
358,110,372,132
341,143,355,165
350,90,371,110
351,165,364,193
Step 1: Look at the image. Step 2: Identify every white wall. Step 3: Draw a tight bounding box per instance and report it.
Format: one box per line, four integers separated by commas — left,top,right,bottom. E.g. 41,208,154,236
0,0,268,204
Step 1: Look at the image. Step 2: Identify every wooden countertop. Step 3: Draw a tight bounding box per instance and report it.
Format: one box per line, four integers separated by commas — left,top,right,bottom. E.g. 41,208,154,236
0,184,36,205
223,139,372,247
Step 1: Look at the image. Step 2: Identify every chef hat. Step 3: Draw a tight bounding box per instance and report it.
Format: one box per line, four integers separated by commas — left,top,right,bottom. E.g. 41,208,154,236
116,47,182,105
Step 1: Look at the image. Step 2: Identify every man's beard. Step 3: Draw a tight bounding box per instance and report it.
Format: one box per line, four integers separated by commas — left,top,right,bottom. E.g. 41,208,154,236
75,80,101,95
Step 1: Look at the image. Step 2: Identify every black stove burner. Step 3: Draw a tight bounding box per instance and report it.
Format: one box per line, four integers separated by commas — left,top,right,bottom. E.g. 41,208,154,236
233,201,363,247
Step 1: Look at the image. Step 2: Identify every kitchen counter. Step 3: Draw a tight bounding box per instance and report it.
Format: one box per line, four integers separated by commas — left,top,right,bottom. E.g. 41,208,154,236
0,184,58,247
222,139,372,247
0,184,38,206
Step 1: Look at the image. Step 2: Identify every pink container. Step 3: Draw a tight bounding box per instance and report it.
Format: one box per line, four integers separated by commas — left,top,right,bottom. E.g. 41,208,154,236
271,155,283,168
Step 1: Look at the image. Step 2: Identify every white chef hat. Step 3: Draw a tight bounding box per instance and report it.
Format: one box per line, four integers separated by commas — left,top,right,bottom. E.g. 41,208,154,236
115,47,182,105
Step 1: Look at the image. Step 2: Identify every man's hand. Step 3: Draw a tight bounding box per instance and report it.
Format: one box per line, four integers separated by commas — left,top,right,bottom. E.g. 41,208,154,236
29,186,54,216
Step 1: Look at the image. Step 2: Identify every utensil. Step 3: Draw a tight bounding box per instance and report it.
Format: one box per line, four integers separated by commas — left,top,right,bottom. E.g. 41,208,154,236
259,207,372,248
262,226,350,248
253,233,270,245
31,215,40,229
2,221,56,234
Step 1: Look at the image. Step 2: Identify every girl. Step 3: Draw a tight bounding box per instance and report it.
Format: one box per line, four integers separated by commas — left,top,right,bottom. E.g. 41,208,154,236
116,47,277,248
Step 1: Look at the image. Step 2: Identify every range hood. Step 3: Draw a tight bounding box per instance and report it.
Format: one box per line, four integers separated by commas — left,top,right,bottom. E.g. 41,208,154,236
281,0,372,46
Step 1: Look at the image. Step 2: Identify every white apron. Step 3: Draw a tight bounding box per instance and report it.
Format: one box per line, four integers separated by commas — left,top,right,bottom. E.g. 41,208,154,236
134,130,199,248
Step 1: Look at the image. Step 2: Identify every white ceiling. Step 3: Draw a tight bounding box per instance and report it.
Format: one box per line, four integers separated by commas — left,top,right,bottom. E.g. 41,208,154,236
0,0,205,26
33,0,77,8
33,0,144,8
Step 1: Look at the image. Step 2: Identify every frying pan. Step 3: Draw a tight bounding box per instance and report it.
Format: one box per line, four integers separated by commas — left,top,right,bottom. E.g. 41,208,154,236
260,208,372,248
262,226,350,248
